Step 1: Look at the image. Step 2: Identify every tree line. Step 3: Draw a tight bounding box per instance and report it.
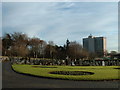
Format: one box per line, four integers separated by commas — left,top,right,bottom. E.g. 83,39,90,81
1,32,102,60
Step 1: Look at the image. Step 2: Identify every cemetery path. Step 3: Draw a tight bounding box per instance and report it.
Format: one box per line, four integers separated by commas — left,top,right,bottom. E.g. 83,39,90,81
2,61,119,89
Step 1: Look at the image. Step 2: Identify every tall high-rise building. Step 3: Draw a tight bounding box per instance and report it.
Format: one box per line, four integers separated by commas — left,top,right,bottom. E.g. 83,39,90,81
83,34,106,56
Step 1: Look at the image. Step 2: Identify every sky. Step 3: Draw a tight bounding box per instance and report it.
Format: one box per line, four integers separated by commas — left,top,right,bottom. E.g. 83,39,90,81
1,2,118,52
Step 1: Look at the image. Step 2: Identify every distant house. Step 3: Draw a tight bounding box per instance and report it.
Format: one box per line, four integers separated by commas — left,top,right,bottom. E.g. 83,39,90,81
83,34,107,56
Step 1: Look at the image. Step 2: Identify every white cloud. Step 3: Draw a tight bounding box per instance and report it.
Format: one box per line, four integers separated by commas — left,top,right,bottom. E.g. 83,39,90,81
2,2,118,51
0,3,2,37
2,0,119,2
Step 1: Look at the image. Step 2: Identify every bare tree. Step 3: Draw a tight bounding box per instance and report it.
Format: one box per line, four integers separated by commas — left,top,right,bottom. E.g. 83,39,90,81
68,41,82,60
45,41,57,59
10,32,29,58
80,48,89,60
29,37,46,58
2,33,13,56
39,40,47,58
29,38,40,58
66,41,83,65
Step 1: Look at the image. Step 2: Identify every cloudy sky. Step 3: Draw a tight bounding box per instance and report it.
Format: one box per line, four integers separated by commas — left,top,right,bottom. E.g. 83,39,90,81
2,2,118,52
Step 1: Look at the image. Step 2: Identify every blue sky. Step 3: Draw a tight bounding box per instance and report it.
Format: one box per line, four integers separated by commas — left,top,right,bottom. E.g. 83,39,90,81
2,2,118,52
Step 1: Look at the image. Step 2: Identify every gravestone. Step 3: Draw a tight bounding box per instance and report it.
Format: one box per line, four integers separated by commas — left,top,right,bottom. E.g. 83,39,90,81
102,61,105,66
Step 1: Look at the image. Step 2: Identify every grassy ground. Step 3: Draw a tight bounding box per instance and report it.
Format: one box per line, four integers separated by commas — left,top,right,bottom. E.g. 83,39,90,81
12,65,120,81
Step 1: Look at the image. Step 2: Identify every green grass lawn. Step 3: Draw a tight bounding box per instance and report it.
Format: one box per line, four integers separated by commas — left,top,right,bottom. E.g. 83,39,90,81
12,64,120,81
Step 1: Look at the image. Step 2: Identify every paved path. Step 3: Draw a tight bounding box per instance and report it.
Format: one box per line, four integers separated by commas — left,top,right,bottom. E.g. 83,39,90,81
2,62,119,89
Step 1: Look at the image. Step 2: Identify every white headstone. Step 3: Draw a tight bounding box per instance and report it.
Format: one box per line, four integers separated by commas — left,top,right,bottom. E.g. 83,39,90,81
102,61,105,66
